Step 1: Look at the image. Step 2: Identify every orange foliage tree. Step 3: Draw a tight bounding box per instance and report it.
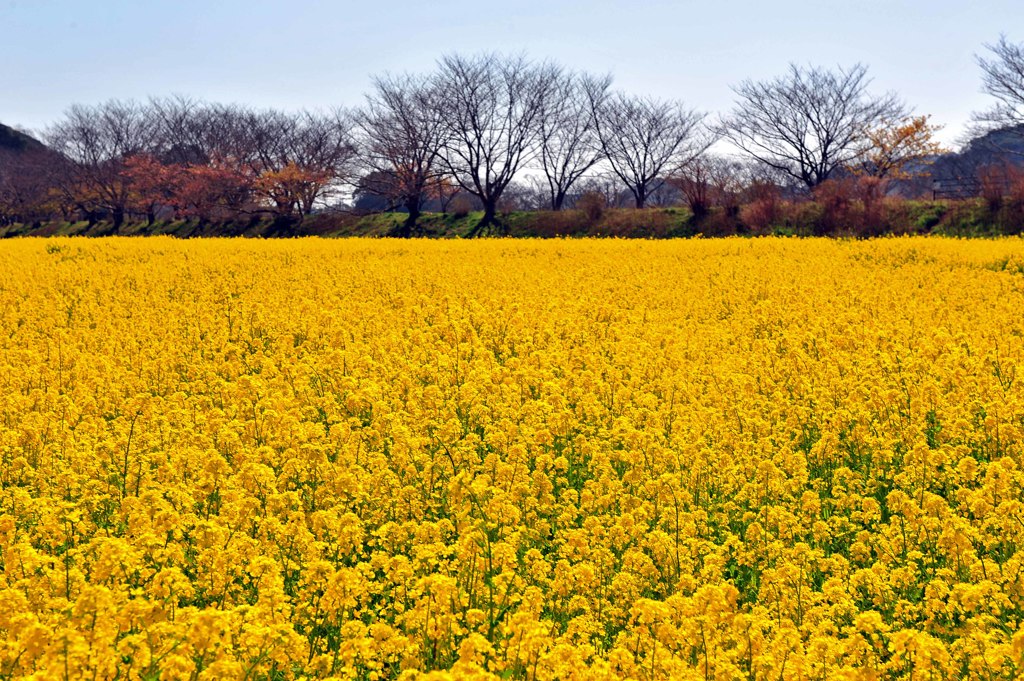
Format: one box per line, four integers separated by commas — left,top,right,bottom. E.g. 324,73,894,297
254,163,334,218
176,159,255,222
124,155,182,224
859,115,944,180
124,155,255,223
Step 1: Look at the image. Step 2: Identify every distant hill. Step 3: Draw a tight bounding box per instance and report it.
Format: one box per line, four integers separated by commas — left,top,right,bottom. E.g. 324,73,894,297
889,125,1024,199
960,124,1024,157
0,123,46,154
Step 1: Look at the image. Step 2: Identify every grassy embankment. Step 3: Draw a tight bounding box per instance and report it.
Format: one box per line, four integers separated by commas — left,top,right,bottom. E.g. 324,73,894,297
0,199,1020,238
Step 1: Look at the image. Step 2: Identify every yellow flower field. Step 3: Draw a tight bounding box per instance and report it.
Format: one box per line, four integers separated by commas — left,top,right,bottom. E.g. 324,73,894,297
2,237,1024,680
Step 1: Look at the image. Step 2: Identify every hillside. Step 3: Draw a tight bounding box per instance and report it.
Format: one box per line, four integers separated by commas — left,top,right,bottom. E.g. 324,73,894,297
0,123,46,154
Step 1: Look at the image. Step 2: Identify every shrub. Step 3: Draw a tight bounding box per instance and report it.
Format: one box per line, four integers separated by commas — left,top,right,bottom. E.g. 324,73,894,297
1000,174,1024,235
740,199,780,234
450,195,473,218
696,208,739,237
576,191,606,225
812,178,858,235
978,164,1013,215
739,182,782,234
596,208,674,237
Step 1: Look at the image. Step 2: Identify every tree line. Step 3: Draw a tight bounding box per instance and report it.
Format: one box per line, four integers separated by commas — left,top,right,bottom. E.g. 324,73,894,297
3,38,1024,235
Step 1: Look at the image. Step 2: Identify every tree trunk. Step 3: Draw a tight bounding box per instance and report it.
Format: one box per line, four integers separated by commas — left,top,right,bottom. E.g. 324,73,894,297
469,200,498,237
396,196,422,238
634,187,647,209
552,190,567,211
112,207,125,230
301,195,315,218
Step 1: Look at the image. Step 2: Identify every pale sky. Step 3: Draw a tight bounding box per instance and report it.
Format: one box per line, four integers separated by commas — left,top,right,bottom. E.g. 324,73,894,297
2,0,1022,147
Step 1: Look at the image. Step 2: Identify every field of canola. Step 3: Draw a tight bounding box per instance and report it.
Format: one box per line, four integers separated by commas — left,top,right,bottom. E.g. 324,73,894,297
2,237,1024,680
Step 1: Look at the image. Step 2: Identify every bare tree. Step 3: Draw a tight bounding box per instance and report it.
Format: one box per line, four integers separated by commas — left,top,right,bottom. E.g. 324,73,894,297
149,95,221,165
427,174,462,213
573,171,630,208
200,103,253,162
433,53,560,235
355,73,446,235
497,180,544,211
286,109,358,216
229,107,292,177
219,106,355,218
591,91,711,208
667,155,740,216
974,35,1024,133
723,64,905,189
536,72,611,210
46,100,158,228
